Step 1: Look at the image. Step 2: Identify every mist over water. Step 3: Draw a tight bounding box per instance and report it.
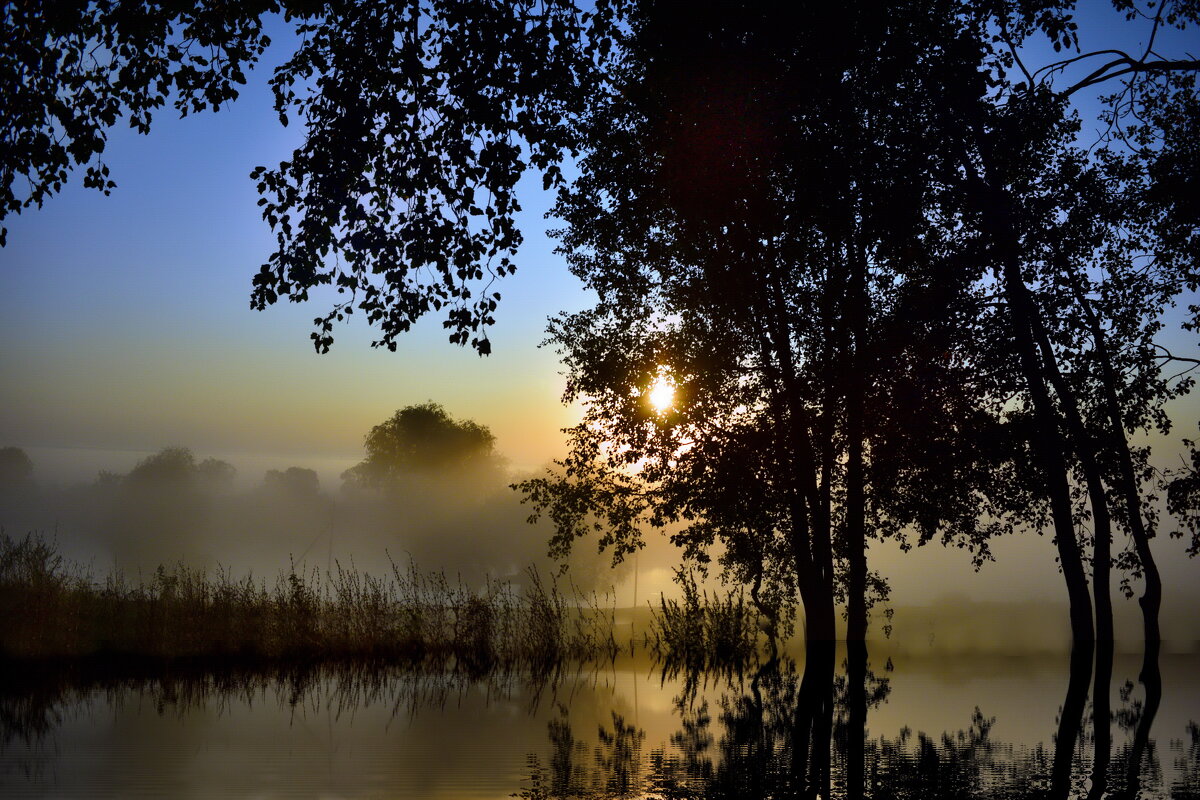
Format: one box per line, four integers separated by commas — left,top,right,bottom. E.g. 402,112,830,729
2,444,1199,800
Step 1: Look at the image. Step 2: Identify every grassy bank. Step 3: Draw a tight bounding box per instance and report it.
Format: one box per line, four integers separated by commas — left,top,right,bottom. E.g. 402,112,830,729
0,533,620,668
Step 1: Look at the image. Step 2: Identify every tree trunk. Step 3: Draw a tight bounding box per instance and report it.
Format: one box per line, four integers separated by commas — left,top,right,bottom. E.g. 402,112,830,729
845,639,868,800
1026,307,1115,642
1052,644,1094,799
804,640,835,799
995,233,1094,642
845,241,869,645
1088,640,1113,800
1066,273,1162,647
762,272,838,645
969,167,1094,643
749,293,836,645
1126,638,1162,799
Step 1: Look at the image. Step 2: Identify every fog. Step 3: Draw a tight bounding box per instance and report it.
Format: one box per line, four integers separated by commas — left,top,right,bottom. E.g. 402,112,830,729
0,444,651,596
2,443,1198,649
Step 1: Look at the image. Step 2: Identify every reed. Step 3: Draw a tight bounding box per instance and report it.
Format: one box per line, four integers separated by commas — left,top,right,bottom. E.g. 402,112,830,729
0,532,620,668
647,567,762,669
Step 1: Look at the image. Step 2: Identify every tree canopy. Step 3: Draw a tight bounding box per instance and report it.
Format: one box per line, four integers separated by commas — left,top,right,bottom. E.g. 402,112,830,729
2,0,626,352
519,0,1200,647
341,402,500,491
0,446,34,489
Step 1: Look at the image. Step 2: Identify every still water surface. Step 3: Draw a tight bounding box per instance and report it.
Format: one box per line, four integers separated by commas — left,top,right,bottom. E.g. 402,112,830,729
2,650,1198,798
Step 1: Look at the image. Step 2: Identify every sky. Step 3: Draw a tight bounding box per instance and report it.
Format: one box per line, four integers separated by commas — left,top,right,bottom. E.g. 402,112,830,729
0,7,1197,631
0,21,589,484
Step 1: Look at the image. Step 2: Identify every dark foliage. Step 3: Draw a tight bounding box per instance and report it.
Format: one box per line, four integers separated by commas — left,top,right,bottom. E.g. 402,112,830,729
341,402,500,490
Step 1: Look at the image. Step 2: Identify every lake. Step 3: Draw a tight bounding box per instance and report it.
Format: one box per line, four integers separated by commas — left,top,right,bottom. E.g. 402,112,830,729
2,647,1197,798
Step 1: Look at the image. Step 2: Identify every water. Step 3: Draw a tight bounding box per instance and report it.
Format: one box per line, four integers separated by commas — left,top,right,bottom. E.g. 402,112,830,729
2,649,1197,798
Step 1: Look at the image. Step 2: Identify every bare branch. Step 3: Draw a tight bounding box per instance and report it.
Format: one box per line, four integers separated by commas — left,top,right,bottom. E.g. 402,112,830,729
1031,49,1135,84
1064,56,1200,96
1153,343,1200,367
1141,2,1165,64
1000,19,1034,87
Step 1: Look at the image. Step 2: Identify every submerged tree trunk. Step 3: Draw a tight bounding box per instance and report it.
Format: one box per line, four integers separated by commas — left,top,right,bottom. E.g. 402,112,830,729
954,143,1094,641
983,183,1094,642
845,639,869,800
750,289,836,646
1026,308,1115,642
762,271,839,646
1125,639,1163,799
1089,640,1114,800
804,640,836,799
1052,644,1094,799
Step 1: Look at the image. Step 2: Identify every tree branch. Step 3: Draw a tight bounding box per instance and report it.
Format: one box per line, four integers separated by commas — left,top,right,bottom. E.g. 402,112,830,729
1031,49,1134,84
1064,57,1200,96
1153,343,1200,367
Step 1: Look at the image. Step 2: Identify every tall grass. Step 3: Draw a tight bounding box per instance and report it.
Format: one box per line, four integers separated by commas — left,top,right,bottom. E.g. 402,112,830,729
0,532,619,668
647,567,762,670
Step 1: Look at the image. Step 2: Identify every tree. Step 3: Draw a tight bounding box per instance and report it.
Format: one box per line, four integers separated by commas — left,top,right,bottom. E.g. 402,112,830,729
4,0,1197,649
0,0,277,246
520,0,1018,647
263,466,320,497
124,445,202,487
102,446,233,569
517,0,1200,653
935,0,1200,646
2,0,627,352
0,447,34,489
341,402,500,491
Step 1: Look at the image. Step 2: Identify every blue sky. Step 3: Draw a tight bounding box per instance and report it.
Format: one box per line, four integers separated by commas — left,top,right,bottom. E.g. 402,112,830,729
0,20,593,481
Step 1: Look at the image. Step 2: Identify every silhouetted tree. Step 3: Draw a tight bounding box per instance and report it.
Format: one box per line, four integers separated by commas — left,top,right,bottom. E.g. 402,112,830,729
123,446,199,487
263,466,319,497
1,0,627,353
935,1,1200,646
0,447,34,490
341,402,500,491
0,0,278,246
197,457,237,491
5,0,1198,651
519,0,1015,648
102,446,233,569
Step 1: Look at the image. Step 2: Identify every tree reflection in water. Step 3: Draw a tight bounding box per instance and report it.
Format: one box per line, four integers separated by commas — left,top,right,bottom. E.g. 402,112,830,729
516,644,1192,800
2,647,1196,798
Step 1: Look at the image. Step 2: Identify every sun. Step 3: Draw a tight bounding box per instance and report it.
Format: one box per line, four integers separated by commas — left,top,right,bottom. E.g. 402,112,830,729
647,373,676,414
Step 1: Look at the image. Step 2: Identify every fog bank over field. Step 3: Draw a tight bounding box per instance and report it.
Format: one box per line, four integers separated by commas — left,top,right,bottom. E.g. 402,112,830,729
0,445,656,595
2,439,1199,648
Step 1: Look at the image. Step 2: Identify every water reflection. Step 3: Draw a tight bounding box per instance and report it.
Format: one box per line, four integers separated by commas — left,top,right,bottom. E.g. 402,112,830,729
515,646,1197,800
1,648,1197,798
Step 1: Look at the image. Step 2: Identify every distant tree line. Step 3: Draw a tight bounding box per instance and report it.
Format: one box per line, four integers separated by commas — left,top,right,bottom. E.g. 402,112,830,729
0,404,612,588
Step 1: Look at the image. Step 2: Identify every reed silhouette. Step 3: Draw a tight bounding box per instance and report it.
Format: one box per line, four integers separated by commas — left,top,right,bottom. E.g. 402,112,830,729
0,532,619,668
